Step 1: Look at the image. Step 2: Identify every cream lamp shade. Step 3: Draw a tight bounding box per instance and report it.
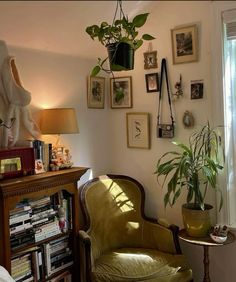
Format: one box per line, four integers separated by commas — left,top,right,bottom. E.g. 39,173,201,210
40,108,79,135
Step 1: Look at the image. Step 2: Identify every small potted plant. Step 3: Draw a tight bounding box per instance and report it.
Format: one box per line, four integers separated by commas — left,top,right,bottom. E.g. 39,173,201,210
155,123,224,237
86,12,155,76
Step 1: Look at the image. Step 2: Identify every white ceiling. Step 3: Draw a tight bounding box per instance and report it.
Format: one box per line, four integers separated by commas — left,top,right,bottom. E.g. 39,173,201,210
0,1,156,58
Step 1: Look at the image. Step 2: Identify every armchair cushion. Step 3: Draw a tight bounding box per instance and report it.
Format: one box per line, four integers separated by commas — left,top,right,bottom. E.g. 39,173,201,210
92,248,192,282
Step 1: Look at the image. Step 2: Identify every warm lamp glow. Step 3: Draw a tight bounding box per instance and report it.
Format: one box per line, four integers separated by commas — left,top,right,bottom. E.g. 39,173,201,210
40,108,79,135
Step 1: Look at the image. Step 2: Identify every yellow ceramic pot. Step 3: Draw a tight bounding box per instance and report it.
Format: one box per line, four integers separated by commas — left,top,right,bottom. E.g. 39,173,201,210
182,203,213,237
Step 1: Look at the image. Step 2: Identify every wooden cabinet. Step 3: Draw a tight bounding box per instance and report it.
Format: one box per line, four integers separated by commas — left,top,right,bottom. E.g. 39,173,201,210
0,167,88,281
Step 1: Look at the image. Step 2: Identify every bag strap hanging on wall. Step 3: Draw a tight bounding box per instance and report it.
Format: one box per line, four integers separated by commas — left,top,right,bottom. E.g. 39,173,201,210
157,58,175,138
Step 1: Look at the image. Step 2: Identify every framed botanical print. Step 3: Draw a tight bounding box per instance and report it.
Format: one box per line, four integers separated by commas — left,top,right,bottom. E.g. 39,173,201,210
126,112,150,149
87,76,105,108
171,24,198,64
110,76,132,108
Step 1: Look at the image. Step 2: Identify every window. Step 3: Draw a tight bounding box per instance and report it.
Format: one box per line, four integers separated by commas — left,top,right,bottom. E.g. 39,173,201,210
222,9,236,226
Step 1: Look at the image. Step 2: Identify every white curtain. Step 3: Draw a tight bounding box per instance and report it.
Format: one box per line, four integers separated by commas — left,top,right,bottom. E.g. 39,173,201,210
223,9,236,225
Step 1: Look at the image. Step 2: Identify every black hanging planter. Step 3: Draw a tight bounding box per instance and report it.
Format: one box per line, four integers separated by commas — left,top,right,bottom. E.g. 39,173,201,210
107,42,134,71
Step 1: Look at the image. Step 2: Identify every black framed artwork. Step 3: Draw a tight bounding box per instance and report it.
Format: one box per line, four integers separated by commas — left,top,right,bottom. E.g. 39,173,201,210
145,73,159,93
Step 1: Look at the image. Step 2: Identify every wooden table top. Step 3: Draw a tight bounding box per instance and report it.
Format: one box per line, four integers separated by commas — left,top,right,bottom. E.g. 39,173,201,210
178,229,235,247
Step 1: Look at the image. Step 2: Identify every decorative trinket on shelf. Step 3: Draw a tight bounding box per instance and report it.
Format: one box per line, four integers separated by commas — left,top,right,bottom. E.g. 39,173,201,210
210,224,229,243
173,74,183,99
50,146,73,171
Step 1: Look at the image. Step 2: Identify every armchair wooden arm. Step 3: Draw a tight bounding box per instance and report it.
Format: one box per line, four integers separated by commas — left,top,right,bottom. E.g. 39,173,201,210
79,230,92,282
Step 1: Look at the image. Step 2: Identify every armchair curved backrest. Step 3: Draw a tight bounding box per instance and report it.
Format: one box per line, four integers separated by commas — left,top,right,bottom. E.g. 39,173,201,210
80,175,180,258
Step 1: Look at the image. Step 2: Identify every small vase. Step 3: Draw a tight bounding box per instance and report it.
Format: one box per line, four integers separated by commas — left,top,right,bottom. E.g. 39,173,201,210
182,203,213,237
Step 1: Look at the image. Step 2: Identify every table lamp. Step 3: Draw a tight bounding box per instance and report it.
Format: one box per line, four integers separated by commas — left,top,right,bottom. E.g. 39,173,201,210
40,108,79,170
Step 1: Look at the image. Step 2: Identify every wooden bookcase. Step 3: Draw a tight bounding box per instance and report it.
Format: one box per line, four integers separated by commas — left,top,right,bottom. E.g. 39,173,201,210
0,167,88,281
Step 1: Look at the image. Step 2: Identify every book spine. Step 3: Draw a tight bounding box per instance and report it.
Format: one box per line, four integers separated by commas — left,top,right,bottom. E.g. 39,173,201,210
10,213,31,225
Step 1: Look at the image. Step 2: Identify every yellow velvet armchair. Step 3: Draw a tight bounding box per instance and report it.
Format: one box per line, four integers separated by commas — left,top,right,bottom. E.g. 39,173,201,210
79,175,192,282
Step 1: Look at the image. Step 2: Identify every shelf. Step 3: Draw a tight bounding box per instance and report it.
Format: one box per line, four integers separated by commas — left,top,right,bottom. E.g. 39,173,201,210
11,231,72,256
0,167,89,281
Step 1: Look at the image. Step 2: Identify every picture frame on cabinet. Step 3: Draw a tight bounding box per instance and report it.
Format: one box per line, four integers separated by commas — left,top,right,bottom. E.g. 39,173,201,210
145,73,159,93
87,76,105,108
110,76,132,108
126,112,150,149
143,51,158,69
171,24,198,64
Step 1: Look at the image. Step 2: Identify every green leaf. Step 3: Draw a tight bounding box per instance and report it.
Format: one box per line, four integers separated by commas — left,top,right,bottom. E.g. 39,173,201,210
110,64,127,71
164,192,170,207
133,40,143,50
142,34,155,41
132,13,149,28
91,65,101,76
172,188,181,206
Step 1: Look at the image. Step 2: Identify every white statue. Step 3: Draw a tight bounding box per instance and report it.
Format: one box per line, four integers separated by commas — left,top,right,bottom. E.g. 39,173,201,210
0,40,40,148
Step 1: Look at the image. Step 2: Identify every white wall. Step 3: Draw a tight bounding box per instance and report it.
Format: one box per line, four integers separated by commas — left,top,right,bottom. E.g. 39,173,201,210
109,0,214,225
1,1,236,281
7,46,112,181
108,1,236,281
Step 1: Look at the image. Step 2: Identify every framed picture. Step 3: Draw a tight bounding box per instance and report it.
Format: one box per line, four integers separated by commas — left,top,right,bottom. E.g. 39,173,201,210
126,112,150,149
143,51,158,69
171,24,198,64
110,76,132,108
87,76,105,108
145,73,159,93
35,159,45,174
191,79,204,99
183,111,194,128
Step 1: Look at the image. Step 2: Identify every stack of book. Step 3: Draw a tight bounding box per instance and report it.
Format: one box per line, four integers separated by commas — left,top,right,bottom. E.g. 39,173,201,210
10,203,34,249
10,196,62,249
11,253,34,282
29,197,61,242
44,235,73,278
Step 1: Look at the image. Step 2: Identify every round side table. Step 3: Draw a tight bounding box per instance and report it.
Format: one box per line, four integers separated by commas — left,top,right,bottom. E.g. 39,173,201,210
178,229,235,282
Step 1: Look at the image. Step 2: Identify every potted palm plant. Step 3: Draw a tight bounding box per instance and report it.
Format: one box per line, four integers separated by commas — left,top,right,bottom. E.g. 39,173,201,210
155,123,224,237
86,10,155,76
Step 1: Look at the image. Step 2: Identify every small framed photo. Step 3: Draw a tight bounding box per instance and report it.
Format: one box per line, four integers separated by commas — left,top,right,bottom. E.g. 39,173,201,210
144,51,158,69
35,159,45,174
126,112,150,149
87,76,105,108
110,76,132,108
145,73,159,93
191,79,204,99
171,24,198,64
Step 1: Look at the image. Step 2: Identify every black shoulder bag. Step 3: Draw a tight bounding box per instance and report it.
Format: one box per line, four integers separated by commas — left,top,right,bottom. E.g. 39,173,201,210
157,58,175,138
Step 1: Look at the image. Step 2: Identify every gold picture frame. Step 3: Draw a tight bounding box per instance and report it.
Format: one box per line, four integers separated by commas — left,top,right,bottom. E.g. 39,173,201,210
171,24,198,64
126,112,150,149
143,51,158,69
87,76,105,109
110,76,132,108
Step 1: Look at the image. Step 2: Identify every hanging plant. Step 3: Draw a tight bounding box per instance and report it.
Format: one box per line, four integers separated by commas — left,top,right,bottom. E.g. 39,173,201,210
86,1,155,76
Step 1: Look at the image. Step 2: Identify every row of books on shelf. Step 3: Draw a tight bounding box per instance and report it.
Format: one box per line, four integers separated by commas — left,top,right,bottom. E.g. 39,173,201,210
10,192,73,249
11,236,73,282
